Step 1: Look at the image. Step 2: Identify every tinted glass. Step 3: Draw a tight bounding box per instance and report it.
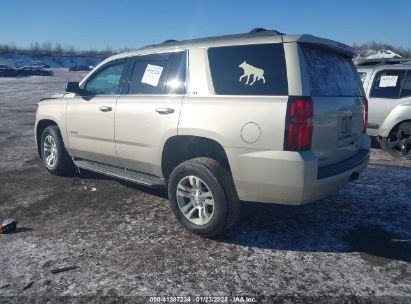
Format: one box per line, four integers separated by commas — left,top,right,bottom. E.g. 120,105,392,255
370,70,406,98
400,71,411,98
165,52,187,94
128,59,169,94
208,44,288,95
85,62,125,95
301,45,363,96
127,52,186,95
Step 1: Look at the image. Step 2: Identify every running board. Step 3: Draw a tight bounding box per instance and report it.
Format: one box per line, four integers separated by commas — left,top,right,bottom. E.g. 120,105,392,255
73,159,165,188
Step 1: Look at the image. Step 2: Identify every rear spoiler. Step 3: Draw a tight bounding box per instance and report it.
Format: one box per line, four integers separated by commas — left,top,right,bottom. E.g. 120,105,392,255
283,34,356,57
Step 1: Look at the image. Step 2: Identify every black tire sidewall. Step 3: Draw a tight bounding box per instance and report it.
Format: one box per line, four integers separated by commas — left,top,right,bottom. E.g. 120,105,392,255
385,122,411,158
168,161,229,237
40,126,64,174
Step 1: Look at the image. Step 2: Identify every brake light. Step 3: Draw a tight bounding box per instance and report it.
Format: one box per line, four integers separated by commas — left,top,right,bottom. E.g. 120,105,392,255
363,97,368,133
284,96,313,151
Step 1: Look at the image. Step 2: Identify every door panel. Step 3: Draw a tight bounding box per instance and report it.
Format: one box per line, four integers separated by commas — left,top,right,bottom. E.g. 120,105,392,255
66,96,121,166
115,51,187,176
115,95,183,176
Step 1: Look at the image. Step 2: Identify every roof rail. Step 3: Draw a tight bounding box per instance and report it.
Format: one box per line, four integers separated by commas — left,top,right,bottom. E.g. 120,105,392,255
139,29,286,51
356,58,411,67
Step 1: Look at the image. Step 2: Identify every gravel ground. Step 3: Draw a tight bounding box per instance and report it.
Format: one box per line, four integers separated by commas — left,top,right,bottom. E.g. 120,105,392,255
0,70,410,303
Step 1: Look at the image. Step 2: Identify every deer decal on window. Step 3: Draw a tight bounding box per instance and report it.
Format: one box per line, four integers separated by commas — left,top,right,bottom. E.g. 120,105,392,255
239,61,266,86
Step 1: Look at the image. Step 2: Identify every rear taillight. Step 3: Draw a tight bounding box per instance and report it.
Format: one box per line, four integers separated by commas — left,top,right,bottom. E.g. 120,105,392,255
363,97,368,133
284,96,313,151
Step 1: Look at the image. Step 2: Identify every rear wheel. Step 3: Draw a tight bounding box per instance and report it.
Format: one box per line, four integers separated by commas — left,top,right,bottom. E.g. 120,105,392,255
168,157,240,238
380,122,411,159
40,125,74,175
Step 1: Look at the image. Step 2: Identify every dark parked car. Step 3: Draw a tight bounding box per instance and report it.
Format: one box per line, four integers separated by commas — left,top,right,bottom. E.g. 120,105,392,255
18,66,54,76
31,61,51,68
68,65,90,71
0,65,18,77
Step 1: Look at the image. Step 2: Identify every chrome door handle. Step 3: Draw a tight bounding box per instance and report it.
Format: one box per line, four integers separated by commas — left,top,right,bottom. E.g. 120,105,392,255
155,108,174,114
99,106,112,112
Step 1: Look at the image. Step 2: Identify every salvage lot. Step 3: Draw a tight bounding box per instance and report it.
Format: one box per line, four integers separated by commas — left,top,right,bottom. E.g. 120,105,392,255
0,70,410,301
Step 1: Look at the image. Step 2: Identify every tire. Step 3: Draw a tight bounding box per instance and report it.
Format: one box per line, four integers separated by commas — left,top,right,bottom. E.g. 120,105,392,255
168,157,240,238
40,125,74,175
380,122,411,159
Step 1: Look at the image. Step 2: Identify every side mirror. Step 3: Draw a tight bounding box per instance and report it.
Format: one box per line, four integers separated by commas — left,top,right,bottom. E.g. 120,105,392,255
65,82,81,94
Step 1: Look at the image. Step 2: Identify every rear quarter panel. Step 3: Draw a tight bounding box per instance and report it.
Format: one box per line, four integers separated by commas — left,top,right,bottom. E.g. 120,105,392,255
178,96,288,150
181,43,291,150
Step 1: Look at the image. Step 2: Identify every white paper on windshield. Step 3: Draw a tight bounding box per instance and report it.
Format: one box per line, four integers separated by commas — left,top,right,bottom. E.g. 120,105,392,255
141,64,163,87
379,75,398,87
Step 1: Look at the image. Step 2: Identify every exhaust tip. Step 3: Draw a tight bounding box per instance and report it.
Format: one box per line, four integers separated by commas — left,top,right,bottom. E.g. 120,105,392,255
350,172,359,181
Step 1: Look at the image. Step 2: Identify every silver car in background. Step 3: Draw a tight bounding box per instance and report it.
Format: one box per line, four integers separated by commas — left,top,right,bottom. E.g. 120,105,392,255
358,63,411,158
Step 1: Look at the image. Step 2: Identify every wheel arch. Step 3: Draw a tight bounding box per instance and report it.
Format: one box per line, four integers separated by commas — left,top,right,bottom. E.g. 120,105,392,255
161,135,231,178
379,103,411,137
383,119,411,138
36,119,58,156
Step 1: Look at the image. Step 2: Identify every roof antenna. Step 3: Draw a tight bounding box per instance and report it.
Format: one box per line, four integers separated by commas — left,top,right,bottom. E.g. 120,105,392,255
162,39,178,44
249,28,285,35
249,28,268,33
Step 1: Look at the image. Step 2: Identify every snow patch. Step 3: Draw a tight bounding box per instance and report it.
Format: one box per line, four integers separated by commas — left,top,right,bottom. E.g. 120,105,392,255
365,49,403,59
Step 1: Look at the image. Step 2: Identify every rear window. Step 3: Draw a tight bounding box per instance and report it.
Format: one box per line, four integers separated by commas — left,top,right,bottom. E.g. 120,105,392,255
301,45,363,97
208,43,288,95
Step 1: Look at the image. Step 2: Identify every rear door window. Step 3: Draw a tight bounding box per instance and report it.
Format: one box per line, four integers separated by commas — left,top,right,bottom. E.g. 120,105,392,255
207,43,288,95
370,70,406,98
126,52,186,95
165,52,187,94
301,45,363,97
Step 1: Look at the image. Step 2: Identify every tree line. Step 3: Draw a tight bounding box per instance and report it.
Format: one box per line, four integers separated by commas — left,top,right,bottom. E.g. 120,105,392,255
0,42,132,57
1,40,410,58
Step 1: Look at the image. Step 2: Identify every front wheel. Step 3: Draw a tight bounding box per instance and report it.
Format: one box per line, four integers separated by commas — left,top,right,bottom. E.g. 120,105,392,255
40,125,74,175
168,157,240,238
380,122,411,159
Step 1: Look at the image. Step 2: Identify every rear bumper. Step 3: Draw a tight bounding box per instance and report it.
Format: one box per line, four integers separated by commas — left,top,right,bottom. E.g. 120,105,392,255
317,149,369,179
226,141,370,205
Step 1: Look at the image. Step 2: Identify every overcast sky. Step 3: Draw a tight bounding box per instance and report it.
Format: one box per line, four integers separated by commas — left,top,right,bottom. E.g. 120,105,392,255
1,0,410,50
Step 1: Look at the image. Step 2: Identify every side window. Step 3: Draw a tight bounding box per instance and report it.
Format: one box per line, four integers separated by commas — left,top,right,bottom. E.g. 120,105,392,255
128,58,169,94
207,44,288,96
400,71,411,98
370,70,406,98
127,52,186,95
165,52,187,94
85,62,125,95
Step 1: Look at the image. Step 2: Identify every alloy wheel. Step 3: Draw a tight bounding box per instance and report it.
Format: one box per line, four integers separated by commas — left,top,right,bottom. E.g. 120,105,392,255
176,175,215,226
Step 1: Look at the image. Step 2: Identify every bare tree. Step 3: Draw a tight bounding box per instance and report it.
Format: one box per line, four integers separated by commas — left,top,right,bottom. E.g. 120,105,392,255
30,42,41,55
54,43,63,56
